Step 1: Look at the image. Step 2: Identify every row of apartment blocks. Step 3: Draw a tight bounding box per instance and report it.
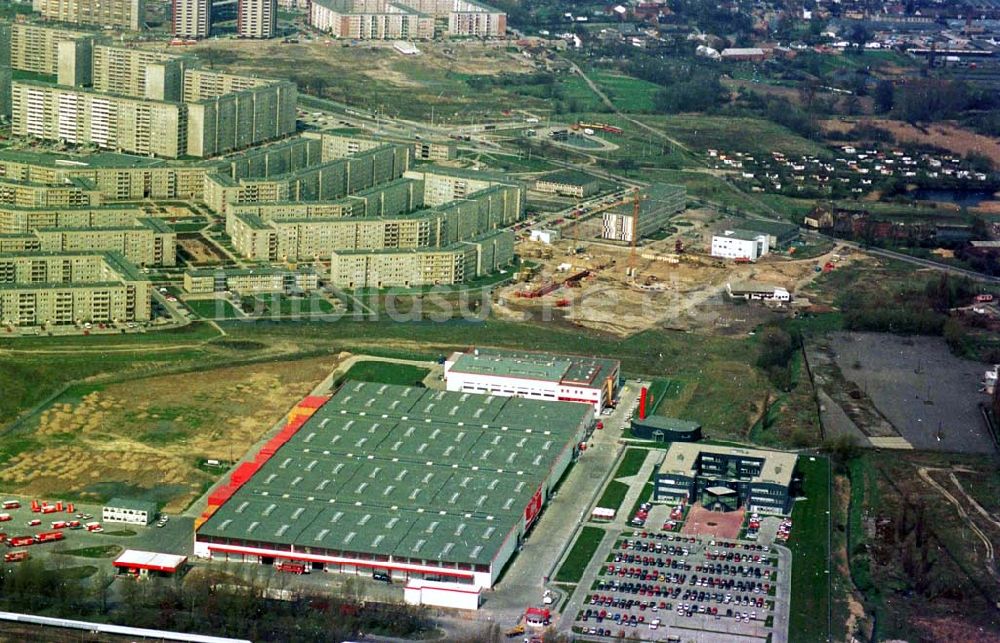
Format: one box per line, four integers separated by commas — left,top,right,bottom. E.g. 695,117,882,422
33,0,144,31
0,250,151,326
3,25,297,158
0,216,176,267
309,0,505,39
31,0,274,39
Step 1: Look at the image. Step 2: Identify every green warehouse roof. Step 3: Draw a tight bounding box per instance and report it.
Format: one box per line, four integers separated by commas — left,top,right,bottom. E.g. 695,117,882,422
198,381,592,568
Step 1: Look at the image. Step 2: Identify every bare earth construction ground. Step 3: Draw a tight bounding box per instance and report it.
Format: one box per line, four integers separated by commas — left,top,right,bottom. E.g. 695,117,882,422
0,354,347,513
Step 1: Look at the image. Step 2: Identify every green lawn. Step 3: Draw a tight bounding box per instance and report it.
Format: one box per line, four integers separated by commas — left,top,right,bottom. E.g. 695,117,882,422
55,544,123,559
595,480,629,514
555,526,606,583
592,72,660,113
253,294,339,316
336,361,430,387
615,448,650,479
788,455,832,643
647,379,684,415
184,298,244,320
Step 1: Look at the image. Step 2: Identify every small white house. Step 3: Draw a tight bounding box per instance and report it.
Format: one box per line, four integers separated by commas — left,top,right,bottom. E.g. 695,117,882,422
711,230,770,261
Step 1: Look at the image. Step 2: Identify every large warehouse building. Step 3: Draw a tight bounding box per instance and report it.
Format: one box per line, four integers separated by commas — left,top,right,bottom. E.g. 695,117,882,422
444,348,620,413
194,381,593,592
654,443,797,515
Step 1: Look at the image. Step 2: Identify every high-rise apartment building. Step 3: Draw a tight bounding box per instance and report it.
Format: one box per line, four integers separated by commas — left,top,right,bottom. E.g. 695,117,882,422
237,0,277,38
173,0,211,39
10,44,296,158
33,0,146,31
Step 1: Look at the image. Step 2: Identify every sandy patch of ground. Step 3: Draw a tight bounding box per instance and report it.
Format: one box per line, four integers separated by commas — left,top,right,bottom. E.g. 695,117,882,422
0,355,346,513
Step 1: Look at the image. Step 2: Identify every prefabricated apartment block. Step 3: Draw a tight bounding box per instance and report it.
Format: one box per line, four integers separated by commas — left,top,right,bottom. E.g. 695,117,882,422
654,443,797,515
444,347,621,414
309,0,505,39
194,381,594,591
8,32,296,158
0,250,151,326
602,184,686,243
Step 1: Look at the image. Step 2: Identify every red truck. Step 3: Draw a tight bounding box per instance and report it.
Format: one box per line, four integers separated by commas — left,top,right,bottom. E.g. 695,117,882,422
0,514,12,522
50,521,69,530
85,523,103,532
8,536,35,547
2,501,20,510
35,531,65,543
277,562,308,574
40,505,58,514
4,551,29,563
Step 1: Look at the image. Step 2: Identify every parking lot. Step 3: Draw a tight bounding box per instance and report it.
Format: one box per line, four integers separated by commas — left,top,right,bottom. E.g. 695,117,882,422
575,532,781,641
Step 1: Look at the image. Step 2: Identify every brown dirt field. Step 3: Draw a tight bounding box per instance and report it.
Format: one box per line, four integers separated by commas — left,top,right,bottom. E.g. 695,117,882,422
680,505,744,539
177,235,226,265
821,118,1000,166
0,354,347,513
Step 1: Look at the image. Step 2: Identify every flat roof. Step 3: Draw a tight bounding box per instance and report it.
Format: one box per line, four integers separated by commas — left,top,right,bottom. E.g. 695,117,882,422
197,381,591,568
448,347,619,388
632,416,701,433
0,150,170,170
536,170,599,186
105,497,157,515
658,443,797,487
114,550,187,572
715,229,765,242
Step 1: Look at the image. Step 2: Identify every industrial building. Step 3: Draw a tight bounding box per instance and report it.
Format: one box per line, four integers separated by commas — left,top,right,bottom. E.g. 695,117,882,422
654,443,797,515
183,266,319,294
309,0,505,39
0,251,151,326
710,229,770,261
444,347,621,413
194,381,594,593
10,43,296,158
237,0,277,38
533,170,600,198
103,498,157,525
173,0,211,38
602,184,686,243
33,0,145,30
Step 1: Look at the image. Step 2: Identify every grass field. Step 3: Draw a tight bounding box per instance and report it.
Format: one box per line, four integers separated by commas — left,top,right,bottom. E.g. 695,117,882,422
615,448,650,479
595,481,629,514
787,455,831,643
253,294,340,316
55,545,123,559
336,360,430,387
641,115,829,158
555,526,606,584
184,298,244,320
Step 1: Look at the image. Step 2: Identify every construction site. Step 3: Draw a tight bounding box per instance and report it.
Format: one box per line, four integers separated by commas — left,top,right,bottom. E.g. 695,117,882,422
500,189,855,336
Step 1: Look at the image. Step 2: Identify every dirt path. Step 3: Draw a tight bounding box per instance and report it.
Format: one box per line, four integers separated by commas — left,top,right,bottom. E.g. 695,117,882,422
948,470,1000,531
917,466,997,577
